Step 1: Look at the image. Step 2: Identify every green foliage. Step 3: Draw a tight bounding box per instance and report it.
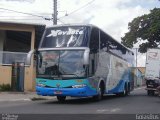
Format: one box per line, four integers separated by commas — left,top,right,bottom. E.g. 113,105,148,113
121,8,160,53
0,84,11,91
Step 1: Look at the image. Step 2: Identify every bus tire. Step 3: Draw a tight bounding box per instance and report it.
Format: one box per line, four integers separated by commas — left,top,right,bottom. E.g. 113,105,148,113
124,83,129,96
147,90,155,96
127,83,130,95
119,83,128,97
93,82,104,101
57,96,66,102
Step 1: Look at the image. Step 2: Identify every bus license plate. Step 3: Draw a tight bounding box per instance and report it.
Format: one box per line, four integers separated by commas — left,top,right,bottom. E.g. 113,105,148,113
54,91,62,94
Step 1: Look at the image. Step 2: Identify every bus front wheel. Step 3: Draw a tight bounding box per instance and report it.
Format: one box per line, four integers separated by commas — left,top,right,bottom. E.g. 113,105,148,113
57,96,66,102
93,86,103,101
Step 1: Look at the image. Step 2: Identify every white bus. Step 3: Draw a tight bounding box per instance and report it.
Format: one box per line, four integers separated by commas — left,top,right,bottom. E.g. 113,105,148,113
27,24,135,102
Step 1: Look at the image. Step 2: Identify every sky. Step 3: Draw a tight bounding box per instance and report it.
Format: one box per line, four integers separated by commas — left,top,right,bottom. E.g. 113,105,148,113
0,0,160,67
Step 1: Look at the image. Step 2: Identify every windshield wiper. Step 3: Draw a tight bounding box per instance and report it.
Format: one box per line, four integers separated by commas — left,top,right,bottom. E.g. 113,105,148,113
62,74,80,77
37,75,58,80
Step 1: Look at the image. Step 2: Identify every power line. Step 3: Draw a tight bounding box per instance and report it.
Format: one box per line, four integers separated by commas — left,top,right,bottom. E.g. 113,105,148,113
58,0,95,19
0,16,51,17
0,0,95,24
0,18,45,20
0,16,44,17
57,19,65,24
0,7,52,20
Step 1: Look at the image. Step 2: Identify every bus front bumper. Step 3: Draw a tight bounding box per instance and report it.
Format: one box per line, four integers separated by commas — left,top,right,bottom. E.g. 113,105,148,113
36,86,97,97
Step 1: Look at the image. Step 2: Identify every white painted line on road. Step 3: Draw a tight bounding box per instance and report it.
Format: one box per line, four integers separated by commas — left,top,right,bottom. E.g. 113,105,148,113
96,108,121,113
110,108,121,112
97,109,109,113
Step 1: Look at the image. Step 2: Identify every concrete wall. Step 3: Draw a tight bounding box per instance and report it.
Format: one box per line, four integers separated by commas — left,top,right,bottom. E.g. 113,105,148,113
133,68,143,87
24,66,36,91
0,65,11,85
0,65,36,91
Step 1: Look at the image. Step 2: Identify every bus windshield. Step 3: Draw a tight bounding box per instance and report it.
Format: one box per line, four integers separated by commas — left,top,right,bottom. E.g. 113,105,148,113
37,50,86,79
40,26,88,48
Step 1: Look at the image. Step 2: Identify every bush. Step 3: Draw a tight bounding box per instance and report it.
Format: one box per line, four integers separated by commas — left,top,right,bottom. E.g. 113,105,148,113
0,84,11,91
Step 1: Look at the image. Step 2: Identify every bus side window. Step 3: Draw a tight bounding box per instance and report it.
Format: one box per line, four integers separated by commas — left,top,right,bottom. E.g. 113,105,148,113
100,31,108,52
89,27,99,76
89,28,99,53
89,54,97,76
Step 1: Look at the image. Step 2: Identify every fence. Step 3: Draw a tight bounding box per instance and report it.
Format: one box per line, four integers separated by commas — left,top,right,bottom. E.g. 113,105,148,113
0,51,28,65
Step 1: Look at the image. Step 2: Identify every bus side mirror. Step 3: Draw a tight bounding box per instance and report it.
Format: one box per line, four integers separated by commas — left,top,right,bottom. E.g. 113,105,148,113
26,50,35,65
37,53,42,68
83,48,90,65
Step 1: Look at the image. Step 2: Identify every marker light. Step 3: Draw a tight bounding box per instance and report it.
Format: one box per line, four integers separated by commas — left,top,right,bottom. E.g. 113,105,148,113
72,84,86,88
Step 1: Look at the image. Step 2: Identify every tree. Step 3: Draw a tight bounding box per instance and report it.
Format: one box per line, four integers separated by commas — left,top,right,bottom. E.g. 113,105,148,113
121,8,160,53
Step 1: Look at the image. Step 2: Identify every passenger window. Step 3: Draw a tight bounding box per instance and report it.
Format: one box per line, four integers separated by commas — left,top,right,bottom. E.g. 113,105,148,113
89,28,99,53
100,31,109,52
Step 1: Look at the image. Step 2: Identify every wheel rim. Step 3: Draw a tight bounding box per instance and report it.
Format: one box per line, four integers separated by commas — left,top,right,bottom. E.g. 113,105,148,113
124,88,126,95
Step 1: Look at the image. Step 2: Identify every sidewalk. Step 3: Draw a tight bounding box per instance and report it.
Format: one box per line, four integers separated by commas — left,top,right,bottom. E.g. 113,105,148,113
0,92,54,102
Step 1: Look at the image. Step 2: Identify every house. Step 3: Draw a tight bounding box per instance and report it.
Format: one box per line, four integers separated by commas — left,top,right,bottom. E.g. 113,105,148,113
132,67,145,87
0,21,45,91
137,67,145,75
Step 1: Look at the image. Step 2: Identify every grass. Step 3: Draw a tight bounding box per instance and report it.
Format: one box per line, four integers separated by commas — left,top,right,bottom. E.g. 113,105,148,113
0,84,11,91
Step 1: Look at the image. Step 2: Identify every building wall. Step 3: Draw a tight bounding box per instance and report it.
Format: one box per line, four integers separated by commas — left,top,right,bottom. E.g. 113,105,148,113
0,23,36,92
0,66,11,85
0,65,36,91
133,67,144,87
25,66,36,91
137,67,145,75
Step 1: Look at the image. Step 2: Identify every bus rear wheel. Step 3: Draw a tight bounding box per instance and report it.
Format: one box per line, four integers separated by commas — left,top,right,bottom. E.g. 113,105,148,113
57,96,66,102
147,90,155,96
117,84,128,97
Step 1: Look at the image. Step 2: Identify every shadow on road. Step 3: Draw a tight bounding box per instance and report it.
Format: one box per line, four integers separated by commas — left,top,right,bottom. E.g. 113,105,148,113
38,88,160,105
41,94,129,105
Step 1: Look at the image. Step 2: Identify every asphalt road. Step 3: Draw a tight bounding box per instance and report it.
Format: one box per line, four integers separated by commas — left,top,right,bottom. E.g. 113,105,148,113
0,87,159,120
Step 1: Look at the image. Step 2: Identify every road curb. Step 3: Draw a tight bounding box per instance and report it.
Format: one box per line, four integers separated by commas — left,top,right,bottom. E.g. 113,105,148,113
0,92,56,102
0,99,31,102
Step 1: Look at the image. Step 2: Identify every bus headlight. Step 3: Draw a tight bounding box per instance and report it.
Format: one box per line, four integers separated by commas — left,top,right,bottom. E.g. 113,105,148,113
37,83,46,87
72,84,86,88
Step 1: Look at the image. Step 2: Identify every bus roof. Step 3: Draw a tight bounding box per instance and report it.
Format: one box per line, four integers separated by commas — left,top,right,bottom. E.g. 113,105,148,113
46,24,134,55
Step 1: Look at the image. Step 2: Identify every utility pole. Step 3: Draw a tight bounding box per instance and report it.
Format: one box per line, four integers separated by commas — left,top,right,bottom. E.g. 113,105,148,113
53,0,57,25
136,48,138,68
135,48,138,87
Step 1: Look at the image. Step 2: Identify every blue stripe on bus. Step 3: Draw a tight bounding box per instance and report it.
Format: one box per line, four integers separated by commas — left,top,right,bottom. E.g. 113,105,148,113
107,80,125,94
36,86,97,97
